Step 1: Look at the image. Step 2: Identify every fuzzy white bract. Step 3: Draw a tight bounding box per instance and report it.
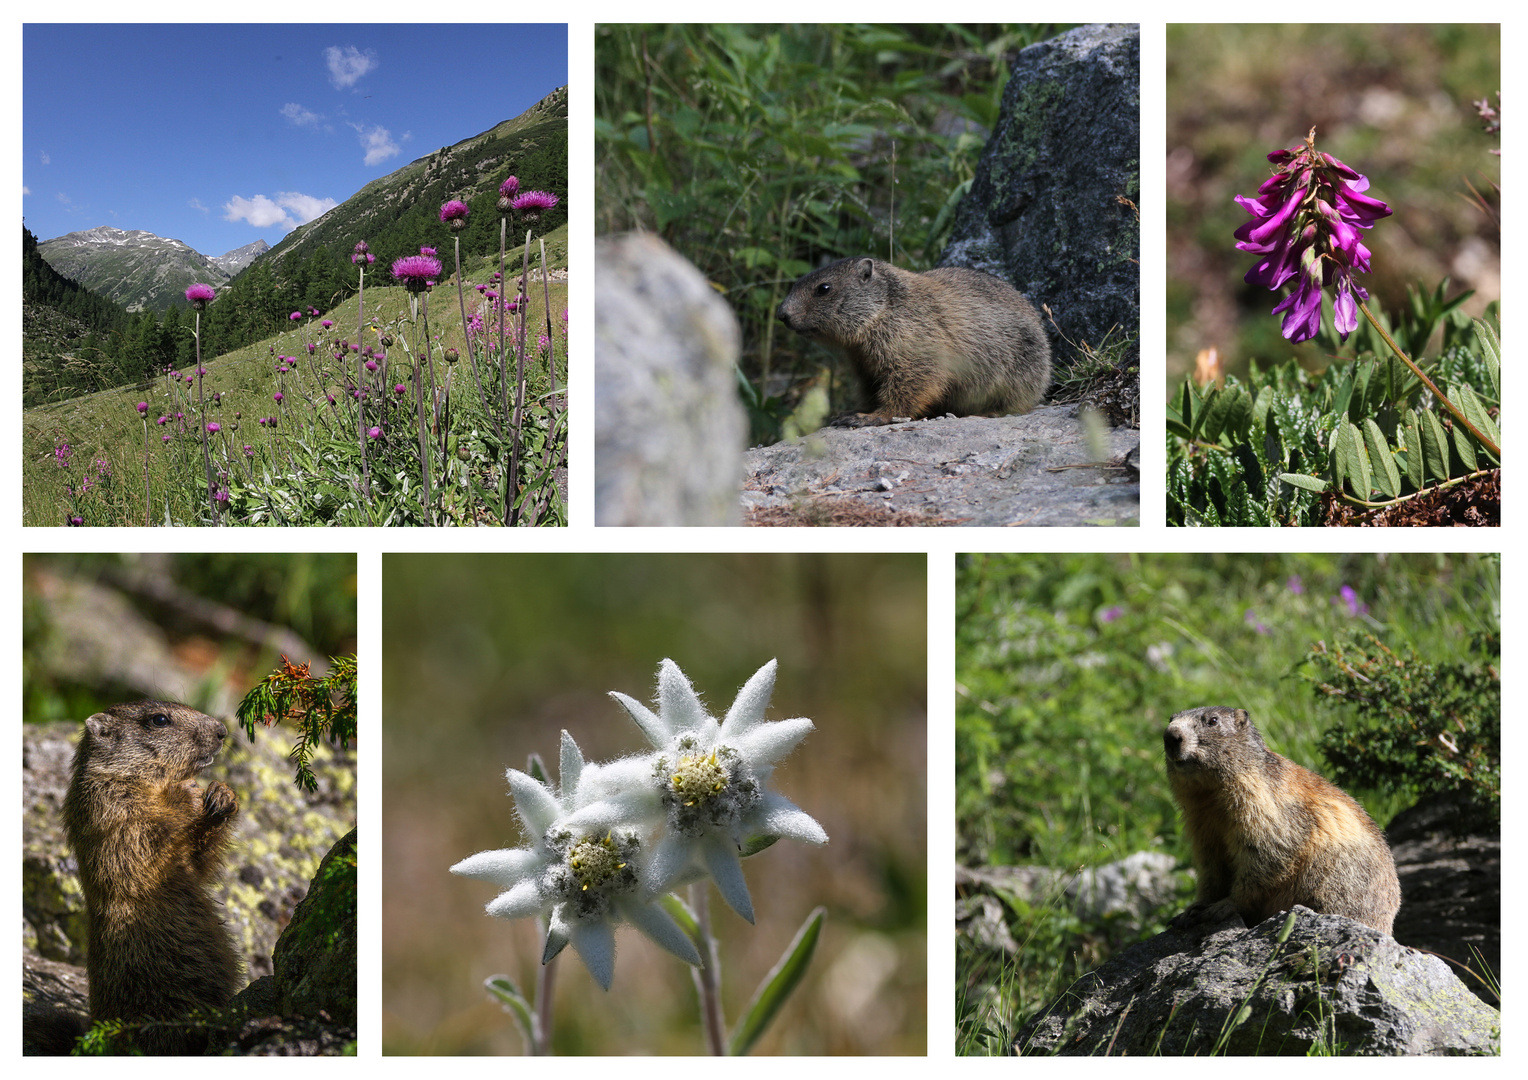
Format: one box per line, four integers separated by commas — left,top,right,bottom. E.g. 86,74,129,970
450,731,701,990
608,659,828,923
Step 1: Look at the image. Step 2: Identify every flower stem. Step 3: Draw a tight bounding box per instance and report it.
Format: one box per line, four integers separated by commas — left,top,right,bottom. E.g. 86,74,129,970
690,883,726,1055
356,264,370,499
1358,301,1500,458
534,950,557,1055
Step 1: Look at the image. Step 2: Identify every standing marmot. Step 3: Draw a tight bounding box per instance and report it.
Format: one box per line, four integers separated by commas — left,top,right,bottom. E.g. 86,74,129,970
1163,706,1400,934
776,257,1051,425
62,701,243,1053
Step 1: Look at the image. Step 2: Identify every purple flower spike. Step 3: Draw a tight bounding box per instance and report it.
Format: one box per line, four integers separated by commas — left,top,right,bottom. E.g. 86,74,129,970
185,282,216,310
1233,128,1391,344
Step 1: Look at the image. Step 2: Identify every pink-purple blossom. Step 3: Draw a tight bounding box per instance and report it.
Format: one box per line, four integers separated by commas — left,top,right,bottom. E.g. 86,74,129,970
136,401,148,415
1234,129,1392,344
440,200,471,229
392,254,442,292
511,190,560,221
185,283,216,309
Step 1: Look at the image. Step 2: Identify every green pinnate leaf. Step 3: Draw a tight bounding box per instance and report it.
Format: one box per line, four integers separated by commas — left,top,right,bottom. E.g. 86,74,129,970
1363,418,1401,499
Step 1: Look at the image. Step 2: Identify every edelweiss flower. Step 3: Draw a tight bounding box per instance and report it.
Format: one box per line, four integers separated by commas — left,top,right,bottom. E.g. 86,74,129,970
450,731,701,990
608,659,828,924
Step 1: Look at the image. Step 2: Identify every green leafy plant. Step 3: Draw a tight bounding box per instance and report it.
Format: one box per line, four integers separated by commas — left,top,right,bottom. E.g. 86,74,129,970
236,653,357,792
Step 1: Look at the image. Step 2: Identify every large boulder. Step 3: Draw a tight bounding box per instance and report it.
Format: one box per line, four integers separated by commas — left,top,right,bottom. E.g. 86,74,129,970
595,232,746,525
941,23,1140,374
1015,906,1499,1056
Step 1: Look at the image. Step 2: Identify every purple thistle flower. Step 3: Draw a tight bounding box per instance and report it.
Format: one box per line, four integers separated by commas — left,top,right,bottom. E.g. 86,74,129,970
136,401,148,415
185,282,216,309
162,434,172,443
419,246,437,257
368,426,383,439
394,384,407,395
290,311,303,321
1234,129,1391,344
498,175,519,211
322,319,333,329
440,199,471,230
354,240,369,254
365,359,379,372
207,422,221,433
273,392,284,403
158,415,169,425
69,516,83,527
511,190,559,222
392,253,442,293
244,445,254,458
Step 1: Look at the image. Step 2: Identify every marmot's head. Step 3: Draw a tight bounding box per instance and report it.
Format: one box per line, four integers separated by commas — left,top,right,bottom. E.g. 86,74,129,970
1164,706,1266,778
77,701,228,784
776,257,886,341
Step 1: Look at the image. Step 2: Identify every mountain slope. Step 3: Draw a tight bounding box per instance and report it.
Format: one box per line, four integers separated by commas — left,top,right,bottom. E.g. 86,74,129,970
36,227,269,313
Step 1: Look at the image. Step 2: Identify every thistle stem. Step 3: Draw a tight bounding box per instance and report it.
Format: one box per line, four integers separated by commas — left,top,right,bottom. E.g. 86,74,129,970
690,883,726,1055
1358,301,1499,458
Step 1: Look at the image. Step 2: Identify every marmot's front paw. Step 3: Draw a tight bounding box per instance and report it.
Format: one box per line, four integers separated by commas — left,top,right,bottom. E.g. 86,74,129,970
829,412,890,428
202,780,238,824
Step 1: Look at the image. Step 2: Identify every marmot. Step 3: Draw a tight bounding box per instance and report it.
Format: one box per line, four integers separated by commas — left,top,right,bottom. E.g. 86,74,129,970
1163,706,1400,935
62,701,243,1053
776,257,1051,425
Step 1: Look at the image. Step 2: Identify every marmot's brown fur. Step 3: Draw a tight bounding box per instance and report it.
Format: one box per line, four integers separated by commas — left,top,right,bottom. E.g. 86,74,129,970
776,257,1051,425
1163,706,1400,934
62,701,242,1053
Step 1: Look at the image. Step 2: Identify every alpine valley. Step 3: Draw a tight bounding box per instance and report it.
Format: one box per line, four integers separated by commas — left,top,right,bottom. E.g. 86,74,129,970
37,227,270,313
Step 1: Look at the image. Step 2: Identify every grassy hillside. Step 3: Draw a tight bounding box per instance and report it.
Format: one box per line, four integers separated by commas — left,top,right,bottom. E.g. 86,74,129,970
23,226,567,527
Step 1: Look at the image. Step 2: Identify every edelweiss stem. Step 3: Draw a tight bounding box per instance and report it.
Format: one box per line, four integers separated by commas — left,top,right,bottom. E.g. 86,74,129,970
1358,301,1500,458
690,883,726,1055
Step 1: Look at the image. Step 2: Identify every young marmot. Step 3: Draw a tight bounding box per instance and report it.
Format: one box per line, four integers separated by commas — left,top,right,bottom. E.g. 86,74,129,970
776,257,1051,426
62,701,243,1052
1163,706,1400,934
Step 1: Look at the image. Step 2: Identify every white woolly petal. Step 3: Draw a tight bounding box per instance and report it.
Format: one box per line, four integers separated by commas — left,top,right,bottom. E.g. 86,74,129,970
701,834,755,924
568,917,617,990
608,690,670,748
732,715,814,768
619,897,702,967
719,659,777,739
752,791,829,845
506,768,563,836
485,879,547,921
449,847,542,887
644,832,697,895
658,658,712,736
558,730,584,796
578,754,664,809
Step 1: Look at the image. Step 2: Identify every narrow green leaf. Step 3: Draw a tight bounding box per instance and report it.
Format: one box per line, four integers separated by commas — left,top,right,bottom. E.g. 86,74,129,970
1362,419,1401,499
1402,411,1424,490
1454,382,1500,462
728,906,825,1056
485,976,536,1049
1176,380,1195,436
657,891,704,953
1194,387,1220,440
1333,422,1365,497
1453,422,1477,473
1278,472,1329,493
1474,318,1501,399
1420,409,1451,482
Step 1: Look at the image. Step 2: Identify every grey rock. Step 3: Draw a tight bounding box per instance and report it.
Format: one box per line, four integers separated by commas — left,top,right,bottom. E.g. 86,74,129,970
596,232,746,525
1015,906,1500,1056
742,408,1138,526
940,23,1140,374
1387,794,1500,1007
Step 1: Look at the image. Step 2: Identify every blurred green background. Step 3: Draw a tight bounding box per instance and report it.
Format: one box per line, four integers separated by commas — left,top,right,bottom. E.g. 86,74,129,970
23,552,357,724
383,553,927,1055
1166,24,1500,386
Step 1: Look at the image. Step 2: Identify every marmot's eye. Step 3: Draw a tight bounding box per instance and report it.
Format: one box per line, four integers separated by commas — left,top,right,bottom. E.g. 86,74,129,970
815,283,831,295
150,714,171,727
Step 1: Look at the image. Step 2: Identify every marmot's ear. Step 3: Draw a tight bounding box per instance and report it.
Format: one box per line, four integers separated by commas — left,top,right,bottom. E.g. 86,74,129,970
857,258,875,281
1234,708,1250,726
84,713,112,738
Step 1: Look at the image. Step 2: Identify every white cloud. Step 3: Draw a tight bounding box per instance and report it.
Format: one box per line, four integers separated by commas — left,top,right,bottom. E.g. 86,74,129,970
325,45,377,89
22,185,30,195
189,198,210,214
56,192,70,205
352,123,400,166
39,151,50,165
222,191,339,232
281,102,322,127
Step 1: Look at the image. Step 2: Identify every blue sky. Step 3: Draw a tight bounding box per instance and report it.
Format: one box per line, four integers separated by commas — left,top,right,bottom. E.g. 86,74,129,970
23,23,568,257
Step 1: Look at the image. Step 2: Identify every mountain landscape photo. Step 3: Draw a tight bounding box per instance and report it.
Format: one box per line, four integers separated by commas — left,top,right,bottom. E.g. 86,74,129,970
23,23,568,527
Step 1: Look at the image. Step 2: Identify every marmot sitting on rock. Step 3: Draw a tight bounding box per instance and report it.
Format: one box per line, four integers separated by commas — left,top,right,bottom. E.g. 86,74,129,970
62,701,243,1053
776,257,1051,426
1163,706,1400,935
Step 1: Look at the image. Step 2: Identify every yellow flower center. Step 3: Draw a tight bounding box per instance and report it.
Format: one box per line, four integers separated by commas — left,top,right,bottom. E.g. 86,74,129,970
670,751,728,808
